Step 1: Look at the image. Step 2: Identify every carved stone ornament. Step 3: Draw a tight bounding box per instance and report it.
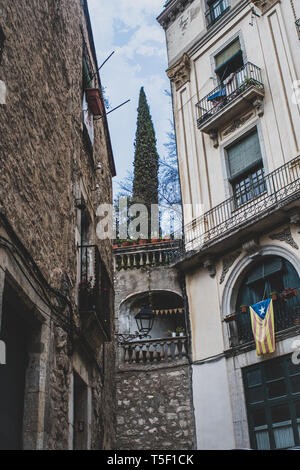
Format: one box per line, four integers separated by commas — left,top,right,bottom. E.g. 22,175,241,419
209,130,219,148
158,0,195,29
269,226,299,250
253,97,264,117
167,53,191,91
223,113,254,137
289,210,300,233
251,0,280,14
242,239,261,258
220,251,241,285
203,257,216,278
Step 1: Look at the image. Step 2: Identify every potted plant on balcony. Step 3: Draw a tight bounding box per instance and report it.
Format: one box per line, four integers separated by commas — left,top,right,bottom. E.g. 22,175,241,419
270,291,278,301
166,330,173,338
281,287,298,301
176,326,185,337
224,312,238,323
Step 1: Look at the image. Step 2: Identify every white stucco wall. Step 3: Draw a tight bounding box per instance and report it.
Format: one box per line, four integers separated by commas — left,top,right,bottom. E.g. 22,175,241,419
192,358,236,449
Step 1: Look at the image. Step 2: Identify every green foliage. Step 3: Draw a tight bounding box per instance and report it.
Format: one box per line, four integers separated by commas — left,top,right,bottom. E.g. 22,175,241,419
133,87,159,209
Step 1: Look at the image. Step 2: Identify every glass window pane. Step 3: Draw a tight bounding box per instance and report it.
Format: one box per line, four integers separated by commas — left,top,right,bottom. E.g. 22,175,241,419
248,386,264,404
288,358,300,376
253,408,267,427
271,404,291,423
268,380,287,399
295,401,300,418
271,404,294,449
247,369,262,387
291,375,300,394
265,361,284,381
255,430,270,450
273,426,294,449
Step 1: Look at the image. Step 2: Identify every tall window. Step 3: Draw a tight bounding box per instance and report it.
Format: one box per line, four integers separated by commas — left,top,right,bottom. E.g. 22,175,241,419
243,355,300,449
206,0,230,27
226,129,265,207
215,37,243,82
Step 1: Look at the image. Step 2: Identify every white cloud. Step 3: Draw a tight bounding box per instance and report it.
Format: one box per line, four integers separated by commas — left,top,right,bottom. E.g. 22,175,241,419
87,0,171,192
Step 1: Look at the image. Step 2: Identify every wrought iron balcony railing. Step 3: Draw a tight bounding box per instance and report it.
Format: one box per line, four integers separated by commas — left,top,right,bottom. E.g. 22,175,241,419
196,62,264,128
79,245,111,340
120,336,189,366
182,155,300,254
205,0,230,27
226,294,300,348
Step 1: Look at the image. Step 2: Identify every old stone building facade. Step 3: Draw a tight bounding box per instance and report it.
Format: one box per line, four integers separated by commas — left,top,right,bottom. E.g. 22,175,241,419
114,241,196,449
0,0,116,449
158,0,300,450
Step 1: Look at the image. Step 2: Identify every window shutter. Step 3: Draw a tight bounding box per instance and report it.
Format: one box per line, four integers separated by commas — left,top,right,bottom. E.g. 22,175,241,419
228,131,262,180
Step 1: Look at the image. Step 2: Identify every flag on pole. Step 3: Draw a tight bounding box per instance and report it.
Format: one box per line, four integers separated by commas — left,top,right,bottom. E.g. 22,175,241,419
249,298,275,356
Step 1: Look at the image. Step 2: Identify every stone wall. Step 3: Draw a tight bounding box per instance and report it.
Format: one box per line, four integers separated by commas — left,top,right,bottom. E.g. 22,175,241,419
0,0,116,449
116,364,195,450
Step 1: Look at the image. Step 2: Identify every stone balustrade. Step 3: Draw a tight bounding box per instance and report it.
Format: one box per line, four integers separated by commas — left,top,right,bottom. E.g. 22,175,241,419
120,336,188,365
114,240,182,271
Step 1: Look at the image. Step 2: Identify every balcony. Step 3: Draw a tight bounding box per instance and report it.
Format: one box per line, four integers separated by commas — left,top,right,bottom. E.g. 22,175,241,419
114,239,182,271
196,62,264,134
205,0,230,28
119,336,189,367
176,155,300,268
225,292,300,350
79,245,112,341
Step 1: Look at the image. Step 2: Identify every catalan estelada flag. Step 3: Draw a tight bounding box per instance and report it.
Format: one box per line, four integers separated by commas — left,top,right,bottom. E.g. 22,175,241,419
249,298,275,356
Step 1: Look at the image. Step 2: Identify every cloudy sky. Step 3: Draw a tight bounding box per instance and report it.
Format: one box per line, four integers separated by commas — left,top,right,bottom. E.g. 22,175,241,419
88,0,171,195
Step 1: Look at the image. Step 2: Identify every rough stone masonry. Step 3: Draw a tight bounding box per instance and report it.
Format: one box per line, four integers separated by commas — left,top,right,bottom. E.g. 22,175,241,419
116,364,195,450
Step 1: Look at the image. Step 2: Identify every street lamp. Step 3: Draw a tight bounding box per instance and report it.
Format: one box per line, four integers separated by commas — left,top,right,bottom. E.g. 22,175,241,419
135,305,155,336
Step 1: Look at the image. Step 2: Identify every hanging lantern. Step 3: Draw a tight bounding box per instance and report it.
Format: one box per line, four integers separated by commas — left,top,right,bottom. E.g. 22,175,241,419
135,305,155,335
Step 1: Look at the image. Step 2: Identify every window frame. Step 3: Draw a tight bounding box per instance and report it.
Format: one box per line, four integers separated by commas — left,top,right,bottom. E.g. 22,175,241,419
210,32,247,87
243,354,300,450
222,125,267,206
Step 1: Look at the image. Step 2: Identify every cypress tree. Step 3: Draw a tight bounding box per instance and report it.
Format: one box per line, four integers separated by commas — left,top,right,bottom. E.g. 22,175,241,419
133,87,159,213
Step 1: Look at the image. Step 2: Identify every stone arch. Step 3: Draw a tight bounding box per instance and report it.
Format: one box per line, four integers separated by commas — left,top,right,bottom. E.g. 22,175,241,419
118,289,185,339
221,244,300,319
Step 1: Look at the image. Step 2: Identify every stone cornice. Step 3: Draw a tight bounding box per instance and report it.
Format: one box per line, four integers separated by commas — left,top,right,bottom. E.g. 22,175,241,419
157,0,195,30
166,0,250,69
251,0,281,14
166,53,191,91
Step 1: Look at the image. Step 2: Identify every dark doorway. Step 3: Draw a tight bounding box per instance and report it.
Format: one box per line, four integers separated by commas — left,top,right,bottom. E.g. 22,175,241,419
73,372,88,450
0,283,29,450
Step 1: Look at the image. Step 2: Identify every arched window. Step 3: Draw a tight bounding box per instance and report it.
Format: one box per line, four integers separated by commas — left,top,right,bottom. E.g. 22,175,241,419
235,256,300,344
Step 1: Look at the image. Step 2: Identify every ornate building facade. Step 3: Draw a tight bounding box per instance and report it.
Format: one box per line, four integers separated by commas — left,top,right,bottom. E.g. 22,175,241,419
0,0,116,449
158,0,300,449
